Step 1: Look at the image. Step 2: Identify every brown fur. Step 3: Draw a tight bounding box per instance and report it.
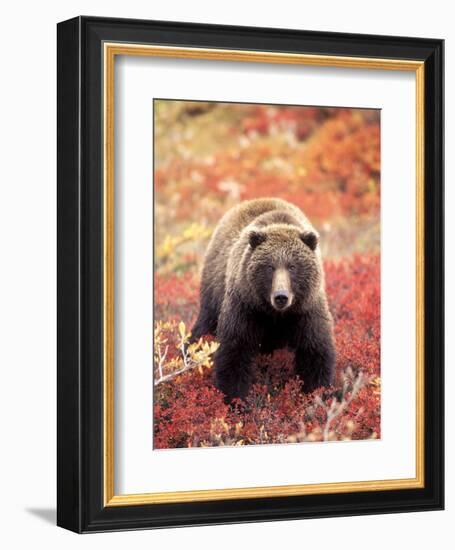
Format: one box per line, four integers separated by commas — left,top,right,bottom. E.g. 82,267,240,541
191,198,335,401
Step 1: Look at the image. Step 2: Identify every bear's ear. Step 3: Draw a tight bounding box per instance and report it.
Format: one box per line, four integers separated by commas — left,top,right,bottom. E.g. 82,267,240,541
249,230,267,249
300,231,318,251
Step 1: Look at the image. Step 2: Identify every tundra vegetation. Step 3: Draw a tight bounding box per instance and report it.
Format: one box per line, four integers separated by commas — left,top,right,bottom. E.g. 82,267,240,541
153,101,380,448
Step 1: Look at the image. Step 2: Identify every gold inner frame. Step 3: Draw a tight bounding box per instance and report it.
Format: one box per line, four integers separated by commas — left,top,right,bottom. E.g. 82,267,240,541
103,43,425,507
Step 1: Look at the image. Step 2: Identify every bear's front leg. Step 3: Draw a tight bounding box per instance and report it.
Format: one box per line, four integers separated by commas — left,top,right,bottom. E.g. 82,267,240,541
294,306,336,393
214,296,261,401
214,341,256,401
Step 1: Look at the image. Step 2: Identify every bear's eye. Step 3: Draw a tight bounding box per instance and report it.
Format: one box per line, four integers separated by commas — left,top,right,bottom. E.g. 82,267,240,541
288,265,296,271
266,265,274,273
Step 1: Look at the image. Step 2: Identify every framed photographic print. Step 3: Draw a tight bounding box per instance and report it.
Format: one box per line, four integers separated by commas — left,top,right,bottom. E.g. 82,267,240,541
57,16,444,533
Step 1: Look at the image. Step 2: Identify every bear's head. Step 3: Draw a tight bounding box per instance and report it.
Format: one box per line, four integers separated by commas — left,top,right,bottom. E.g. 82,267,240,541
246,225,321,312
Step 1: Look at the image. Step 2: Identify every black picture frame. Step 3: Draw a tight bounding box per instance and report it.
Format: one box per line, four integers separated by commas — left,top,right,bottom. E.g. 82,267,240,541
57,16,444,533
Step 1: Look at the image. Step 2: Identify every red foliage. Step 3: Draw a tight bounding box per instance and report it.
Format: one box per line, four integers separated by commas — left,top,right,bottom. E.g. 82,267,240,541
153,255,381,448
155,107,380,224
241,104,327,140
154,271,200,325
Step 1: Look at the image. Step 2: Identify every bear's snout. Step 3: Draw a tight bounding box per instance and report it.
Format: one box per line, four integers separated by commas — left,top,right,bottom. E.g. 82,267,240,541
271,267,293,310
273,290,290,309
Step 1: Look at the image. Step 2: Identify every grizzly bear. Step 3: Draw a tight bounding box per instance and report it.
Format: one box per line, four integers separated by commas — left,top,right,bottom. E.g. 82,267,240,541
191,198,335,401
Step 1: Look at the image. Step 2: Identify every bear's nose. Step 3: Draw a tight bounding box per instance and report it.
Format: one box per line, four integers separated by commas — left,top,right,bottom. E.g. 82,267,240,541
273,291,289,309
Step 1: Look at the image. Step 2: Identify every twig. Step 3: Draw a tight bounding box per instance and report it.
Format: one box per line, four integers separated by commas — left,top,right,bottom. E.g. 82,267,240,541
154,362,199,386
154,321,218,387
316,370,366,441
156,344,168,381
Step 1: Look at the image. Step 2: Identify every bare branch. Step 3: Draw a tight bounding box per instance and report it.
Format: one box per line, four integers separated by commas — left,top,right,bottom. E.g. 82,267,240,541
320,369,366,441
